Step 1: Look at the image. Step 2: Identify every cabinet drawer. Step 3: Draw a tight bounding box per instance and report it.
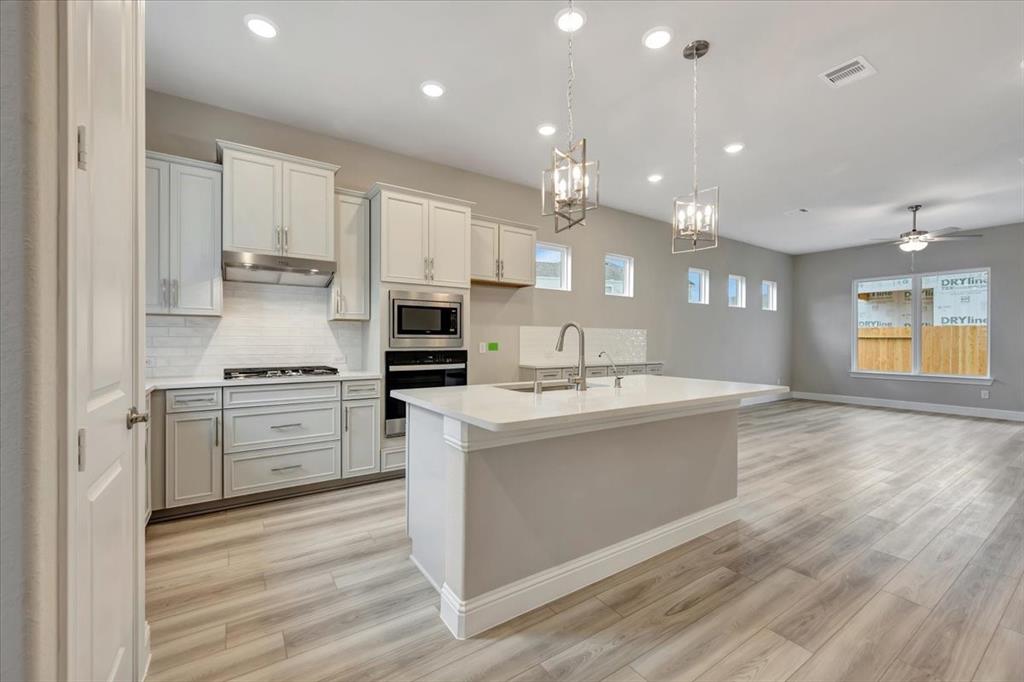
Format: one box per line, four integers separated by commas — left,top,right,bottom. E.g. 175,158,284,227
535,368,563,381
626,365,647,375
342,379,380,400
223,381,340,408
166,387,222,413
224,441,340,497
382,446,406,472
585,366,608,377
224,402,341,453
646,364,664,375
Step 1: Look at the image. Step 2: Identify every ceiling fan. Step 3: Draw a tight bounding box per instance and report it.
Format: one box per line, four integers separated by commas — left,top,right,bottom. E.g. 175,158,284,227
873,204,982,252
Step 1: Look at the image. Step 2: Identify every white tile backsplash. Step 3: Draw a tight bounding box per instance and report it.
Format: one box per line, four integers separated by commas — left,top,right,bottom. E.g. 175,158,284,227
519,326,647,365
145,282,363,378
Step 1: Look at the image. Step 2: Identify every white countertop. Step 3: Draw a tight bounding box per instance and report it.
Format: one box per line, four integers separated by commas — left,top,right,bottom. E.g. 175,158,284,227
391,375,788,432
146,370,381,394
519,360,662,369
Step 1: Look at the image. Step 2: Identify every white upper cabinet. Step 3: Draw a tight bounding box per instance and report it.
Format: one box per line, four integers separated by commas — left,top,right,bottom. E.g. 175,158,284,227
218,140,339,261
146,152,222,316
372,184,474,288
470,217,537,287
330,191,370,321
282,161,334,260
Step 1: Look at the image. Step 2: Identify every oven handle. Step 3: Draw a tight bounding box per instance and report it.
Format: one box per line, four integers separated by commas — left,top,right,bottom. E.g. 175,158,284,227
387,363,466,372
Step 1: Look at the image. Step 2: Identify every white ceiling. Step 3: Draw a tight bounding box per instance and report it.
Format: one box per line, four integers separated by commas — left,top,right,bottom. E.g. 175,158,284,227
146,1,1023,254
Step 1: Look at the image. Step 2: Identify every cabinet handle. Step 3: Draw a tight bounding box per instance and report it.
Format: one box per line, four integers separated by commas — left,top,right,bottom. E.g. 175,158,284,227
284,226,289,253
429,257,435,280
424,257,429,280
161,278,169,307
270,422,303,430
500,259,504,279
275,226,281,249
176,397,214,404
344,406,350,432
214,416,219,447
495,259,500,278
271,464,302,472
173,279,179,308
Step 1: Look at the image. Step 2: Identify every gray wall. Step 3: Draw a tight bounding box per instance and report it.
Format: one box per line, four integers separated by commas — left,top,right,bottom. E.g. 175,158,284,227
791,222,1024,413
146,91,793,387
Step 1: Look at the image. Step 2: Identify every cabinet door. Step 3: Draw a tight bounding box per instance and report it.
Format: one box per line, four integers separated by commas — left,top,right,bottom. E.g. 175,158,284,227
498,224,536,285
380,191,429,284
282,161,334,260
470,219,500,282
342,399,381,478
145,158,169,313
330,194,370,320
222,149,281,255
169,164,222,315
165,409,222,508
428,200,471,288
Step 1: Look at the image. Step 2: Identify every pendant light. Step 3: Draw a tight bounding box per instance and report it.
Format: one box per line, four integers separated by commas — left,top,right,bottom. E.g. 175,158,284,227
542,0,599,233
672,40,718,253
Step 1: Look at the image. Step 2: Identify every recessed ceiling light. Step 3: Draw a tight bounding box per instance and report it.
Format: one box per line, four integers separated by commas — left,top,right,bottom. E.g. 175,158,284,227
555,7,586,33
642,27,673,50
420,81,445,98
647,174,663,183
537,123,557,136
244,14,278,39
723,142,745,154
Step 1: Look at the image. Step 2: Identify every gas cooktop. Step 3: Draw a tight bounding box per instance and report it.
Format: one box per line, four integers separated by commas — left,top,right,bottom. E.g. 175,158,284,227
223,365,339,380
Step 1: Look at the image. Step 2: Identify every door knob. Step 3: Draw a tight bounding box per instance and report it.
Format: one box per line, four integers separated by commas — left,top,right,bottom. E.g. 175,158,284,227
126,406,149,430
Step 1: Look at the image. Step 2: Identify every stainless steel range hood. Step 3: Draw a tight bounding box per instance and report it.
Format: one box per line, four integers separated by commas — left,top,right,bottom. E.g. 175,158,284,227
222,251,335,288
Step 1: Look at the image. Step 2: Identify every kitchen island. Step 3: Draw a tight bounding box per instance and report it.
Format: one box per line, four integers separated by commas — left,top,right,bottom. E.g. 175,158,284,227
392,374,788,638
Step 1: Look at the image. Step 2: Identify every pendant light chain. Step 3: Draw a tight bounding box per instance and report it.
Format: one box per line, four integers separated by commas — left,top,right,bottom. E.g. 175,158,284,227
566,0,576,149
692,43,698,199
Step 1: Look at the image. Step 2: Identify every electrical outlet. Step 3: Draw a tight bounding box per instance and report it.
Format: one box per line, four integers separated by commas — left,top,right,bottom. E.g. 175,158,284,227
980,389,990,400
145,357,155,369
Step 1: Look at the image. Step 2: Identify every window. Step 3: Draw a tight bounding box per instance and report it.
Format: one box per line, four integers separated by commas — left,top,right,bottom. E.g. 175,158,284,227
535,242,571,291
688,268,709,304
728,275,746,308
604,253,634,297
761,280,778,311
853,269,989,379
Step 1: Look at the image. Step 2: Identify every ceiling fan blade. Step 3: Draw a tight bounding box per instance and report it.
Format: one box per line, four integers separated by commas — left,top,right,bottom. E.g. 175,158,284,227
868,238,901,242
927,235,983,241
926,227,961,237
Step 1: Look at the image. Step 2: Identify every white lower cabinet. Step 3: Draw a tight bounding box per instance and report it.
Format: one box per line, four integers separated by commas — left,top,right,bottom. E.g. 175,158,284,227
342,399,381,478
165,409,222,508
224,441,341,497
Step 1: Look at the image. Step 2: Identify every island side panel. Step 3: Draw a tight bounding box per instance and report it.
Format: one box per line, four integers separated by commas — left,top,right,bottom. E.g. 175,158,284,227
405,405,449,591
461,409,738,599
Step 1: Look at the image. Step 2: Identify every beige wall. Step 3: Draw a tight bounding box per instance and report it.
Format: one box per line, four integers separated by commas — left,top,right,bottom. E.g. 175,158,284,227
146,90,793,386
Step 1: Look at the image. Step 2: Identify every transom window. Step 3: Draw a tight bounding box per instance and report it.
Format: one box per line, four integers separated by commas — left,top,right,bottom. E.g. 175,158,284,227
688,268,709,304
535,242,571,291
761,280,778,311
728,275,746,308
604,253,634,297
853,269,989,379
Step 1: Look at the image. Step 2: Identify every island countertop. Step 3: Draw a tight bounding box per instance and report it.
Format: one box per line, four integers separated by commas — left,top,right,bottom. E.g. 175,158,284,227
391,374,788,432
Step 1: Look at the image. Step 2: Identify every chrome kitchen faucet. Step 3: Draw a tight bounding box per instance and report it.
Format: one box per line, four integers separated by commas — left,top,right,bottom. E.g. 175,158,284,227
555,321,587,391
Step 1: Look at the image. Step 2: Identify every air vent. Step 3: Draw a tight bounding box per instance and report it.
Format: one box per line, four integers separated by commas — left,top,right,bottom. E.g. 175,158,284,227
819,56,876,88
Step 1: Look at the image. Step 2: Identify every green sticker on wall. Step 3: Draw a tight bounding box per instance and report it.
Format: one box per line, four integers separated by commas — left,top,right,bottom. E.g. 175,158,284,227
487,342,500,352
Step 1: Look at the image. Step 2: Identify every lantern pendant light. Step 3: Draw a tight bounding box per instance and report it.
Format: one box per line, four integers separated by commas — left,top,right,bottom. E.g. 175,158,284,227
672,40,719,253
542,0,599,233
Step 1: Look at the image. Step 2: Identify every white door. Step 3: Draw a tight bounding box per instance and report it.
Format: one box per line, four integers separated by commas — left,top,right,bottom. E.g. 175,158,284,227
470,219,499,282
165,410,223,508
282,161,334,260
331,193,370,320
144,159,169,313
342,399,381,477
169,164,222,315
222,149,281,255
498,225,537,286
429,200,471,288
380,192,429,284
68,1,141,679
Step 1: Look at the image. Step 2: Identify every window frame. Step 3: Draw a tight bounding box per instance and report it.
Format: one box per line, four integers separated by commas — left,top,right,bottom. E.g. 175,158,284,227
728,274,746,308
761,280,778,312
688,267,710,305
850,267,992,385
604,252,634,298
534,241,572,292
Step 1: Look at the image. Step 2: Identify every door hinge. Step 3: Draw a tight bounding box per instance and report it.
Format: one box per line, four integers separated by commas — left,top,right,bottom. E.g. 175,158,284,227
76,125,87,170
77,428,86,471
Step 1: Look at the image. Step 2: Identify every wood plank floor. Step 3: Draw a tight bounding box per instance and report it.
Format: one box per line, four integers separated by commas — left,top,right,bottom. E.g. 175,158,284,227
145,400,1024,682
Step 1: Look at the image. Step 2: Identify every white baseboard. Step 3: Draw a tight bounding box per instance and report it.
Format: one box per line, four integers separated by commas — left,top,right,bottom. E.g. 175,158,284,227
438,497,739,639
741,392,791,407
791,391,1024,422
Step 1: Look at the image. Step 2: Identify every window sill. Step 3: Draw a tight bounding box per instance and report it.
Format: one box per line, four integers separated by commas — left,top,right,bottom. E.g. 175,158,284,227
849,371,993,386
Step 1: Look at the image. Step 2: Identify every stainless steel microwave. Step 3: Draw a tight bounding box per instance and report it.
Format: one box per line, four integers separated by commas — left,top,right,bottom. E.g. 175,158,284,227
389,290,463,348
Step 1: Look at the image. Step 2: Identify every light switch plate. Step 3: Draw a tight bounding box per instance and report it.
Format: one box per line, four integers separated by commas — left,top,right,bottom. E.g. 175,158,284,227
479,343,487,354
980,389,990,400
